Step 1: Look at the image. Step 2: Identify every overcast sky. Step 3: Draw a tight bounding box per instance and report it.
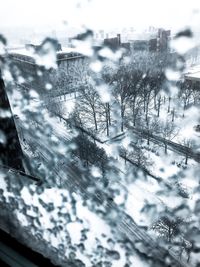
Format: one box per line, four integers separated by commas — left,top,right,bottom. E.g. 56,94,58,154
0,0,200,32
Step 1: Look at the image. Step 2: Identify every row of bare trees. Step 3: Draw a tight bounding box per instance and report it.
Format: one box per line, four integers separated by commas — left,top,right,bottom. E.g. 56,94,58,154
73,61,178,143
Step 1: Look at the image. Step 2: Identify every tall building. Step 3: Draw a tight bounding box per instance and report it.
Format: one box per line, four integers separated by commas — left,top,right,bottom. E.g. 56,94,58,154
104,34,121,50
133,40,149,51
157,29,171,52
131,28,171,53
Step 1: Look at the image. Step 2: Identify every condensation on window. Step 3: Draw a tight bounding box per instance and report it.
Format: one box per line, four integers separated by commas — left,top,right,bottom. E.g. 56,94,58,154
0,1,200,266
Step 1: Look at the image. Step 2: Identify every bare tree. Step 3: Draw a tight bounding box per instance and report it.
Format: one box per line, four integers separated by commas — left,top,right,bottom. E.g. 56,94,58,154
102,63,134,132
152,215,183,243
99,102,111,136
159,119,179,154
77,83,100,132
181,138,195,165
144,116,160,145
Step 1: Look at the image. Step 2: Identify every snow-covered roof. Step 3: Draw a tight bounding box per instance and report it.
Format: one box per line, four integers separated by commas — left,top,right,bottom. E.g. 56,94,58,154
7,46,35,57
185,72,200,81
185,65,200,81
7,46,76,57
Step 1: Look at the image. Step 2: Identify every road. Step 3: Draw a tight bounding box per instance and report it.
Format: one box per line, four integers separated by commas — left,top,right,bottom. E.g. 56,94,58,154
130,126,200,163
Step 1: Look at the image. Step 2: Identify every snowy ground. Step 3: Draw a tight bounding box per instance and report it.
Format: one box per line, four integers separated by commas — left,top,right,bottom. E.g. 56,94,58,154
2,83,198,266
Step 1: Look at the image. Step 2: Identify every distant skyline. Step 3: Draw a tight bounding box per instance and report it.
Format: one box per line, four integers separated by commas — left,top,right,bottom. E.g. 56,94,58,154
1,0,200,45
